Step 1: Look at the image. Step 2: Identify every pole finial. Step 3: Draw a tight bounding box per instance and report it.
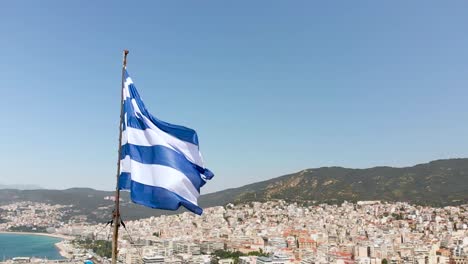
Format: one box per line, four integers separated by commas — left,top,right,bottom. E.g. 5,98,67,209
123,50,129,67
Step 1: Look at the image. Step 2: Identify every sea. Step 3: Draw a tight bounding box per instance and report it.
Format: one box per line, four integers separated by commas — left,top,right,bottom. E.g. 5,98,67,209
0,233,64,260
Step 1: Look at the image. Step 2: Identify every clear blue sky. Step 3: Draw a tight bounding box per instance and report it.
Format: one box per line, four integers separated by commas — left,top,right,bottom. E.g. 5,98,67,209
1,1,467,192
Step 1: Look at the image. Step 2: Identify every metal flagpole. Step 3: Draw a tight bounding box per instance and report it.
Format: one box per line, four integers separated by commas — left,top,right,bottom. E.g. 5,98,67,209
112,49,129,264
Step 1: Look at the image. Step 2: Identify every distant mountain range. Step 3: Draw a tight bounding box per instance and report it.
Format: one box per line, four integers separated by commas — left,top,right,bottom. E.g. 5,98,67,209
0,184,42,190
0,158,467,222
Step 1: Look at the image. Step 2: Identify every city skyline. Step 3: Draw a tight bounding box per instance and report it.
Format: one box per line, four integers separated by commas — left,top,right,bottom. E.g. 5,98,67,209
1,199,467,263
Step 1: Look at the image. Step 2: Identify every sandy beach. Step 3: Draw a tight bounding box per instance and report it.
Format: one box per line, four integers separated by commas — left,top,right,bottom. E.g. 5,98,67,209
54,240,74,259
0,231,73,240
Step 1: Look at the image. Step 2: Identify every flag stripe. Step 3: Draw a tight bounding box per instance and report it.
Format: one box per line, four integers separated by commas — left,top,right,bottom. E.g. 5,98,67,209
120,157,199,205
126,113,151,130
130,182,203,215
122,119,204,167
120,143,206,191
119,172,131,190
122,127,175,150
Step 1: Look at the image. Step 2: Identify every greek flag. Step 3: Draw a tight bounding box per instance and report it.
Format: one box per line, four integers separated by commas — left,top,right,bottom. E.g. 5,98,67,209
118,70,214,215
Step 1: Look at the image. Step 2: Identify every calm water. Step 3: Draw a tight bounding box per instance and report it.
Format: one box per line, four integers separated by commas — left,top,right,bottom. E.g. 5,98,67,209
0,233,64,260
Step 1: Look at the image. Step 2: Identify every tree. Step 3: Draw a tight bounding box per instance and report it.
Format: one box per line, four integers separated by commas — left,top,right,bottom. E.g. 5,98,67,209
74,239,112,258
382,258,388,264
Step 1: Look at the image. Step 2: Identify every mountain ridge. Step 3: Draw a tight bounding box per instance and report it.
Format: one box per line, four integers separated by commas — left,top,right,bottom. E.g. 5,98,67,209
0,158,467,222
199,158,468,207
0,184,43,190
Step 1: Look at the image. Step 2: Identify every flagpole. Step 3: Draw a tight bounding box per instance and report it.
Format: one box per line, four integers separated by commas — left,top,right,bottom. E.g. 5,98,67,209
112,49,129,264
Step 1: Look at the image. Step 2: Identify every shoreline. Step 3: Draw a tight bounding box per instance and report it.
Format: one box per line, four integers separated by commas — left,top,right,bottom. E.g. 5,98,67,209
0,231,73,240
55,240,73,259
0,231,75,260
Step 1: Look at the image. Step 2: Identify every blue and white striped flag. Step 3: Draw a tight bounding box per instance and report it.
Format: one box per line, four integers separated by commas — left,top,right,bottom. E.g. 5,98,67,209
118,70,214,215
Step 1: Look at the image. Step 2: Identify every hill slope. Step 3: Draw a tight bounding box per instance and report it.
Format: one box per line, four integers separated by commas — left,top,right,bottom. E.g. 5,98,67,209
199,158,468,207
1,158,467,222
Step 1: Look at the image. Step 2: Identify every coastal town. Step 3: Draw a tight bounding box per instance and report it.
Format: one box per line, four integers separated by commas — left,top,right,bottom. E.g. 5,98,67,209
0,200,467,264
4,0,468,264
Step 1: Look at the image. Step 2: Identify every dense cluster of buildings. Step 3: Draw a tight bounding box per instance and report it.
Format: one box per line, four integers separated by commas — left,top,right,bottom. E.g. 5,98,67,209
0,202,69,232
49,201,467,264
0,200,467,263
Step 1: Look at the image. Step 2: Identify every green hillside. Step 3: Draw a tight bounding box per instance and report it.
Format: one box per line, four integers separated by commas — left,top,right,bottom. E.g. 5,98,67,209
199,158,468,207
